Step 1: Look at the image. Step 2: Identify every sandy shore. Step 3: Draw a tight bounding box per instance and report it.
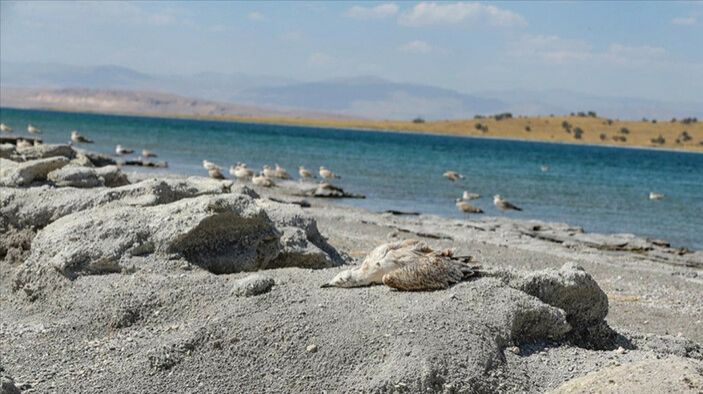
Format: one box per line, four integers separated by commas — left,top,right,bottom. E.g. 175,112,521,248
1,143,702,393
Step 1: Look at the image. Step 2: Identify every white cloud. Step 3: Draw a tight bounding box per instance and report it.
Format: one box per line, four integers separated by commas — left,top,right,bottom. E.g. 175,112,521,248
398,2,526,27
346,3,399,20
672,16,696,26
508,34,666,67
247,11,265,21
399,40,432,54
308,52,334,67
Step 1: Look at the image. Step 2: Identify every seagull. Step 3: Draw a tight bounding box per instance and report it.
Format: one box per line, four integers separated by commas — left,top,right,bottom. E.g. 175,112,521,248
252,172,275,187
27,124,41,134
540,165,549,172
493,195,522,211
649,192,664,200
319,166,340,179
262,165,277,178
71,130,94,144
274,164,291,179
208,166,225,180
298,166,315,180
203,160,218,170
443,171,464,182
115,144,134,155
462,191,480,200
456,198,483,214
230,163,254,180
141,149,157,158
0,123,12,133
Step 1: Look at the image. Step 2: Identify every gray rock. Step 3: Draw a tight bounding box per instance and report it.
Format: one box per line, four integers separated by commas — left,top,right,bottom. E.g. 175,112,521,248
73,148,116,167
0,156,70,186
70,152,95,167
0,374,21,394
14,143,76,161
14,193,343,297
516,262,608,329
48,165,103,188
0,144,15,159
231,274,275,297
1,177,252,230
95,165,130,187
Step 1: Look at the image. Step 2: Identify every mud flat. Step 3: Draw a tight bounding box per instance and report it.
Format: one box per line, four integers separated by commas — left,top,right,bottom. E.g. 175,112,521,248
1,143,701,393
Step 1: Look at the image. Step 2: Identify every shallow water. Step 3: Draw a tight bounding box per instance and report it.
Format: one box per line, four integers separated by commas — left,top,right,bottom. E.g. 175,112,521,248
2,107,701,250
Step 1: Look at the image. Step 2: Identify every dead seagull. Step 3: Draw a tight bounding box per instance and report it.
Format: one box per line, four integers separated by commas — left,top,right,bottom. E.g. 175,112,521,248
141,149,157,158
115,144,134,155
649,192,664,200
299,166,315,180
443,171,464,182
319,166,340,180
0,123,12,133
321,239,477,291
493,195,522,211
71,130,94,144
27,124,41,134
456,198,483,214
462,191,480,200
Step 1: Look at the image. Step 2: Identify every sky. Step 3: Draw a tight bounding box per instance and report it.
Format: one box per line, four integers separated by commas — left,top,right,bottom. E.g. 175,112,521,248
1,1,702,102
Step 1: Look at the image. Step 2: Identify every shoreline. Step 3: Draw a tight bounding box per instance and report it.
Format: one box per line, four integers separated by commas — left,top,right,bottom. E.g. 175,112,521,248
2,105,702,154
1,143,701,392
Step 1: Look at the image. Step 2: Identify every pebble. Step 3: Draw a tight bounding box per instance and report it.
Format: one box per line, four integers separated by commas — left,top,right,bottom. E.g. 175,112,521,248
507,346,520,355
615,346,626,354
306,344,318,353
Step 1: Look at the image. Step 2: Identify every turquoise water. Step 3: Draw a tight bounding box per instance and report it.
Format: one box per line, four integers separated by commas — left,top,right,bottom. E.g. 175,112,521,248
2,107,702,250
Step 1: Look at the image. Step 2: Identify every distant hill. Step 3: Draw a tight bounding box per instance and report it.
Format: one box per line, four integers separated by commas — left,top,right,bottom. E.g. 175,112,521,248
1,62,701,120
0,88,341,119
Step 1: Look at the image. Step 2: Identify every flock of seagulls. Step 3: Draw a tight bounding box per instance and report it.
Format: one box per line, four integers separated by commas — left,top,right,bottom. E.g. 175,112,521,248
1,120,669,210
202,160,341,188
1,123,159,160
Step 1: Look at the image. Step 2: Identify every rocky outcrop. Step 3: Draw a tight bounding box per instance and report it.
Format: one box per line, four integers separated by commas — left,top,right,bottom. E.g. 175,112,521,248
47,165,129,188
13,143,76,161
0,157,69,186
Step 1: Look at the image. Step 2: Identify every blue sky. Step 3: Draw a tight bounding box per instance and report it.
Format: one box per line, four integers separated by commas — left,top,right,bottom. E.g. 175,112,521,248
1,1,702,102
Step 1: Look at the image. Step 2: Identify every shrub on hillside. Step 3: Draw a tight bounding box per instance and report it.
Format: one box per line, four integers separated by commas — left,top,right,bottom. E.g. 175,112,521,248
619,127,630,135
412,117,425,124
651,135,665,145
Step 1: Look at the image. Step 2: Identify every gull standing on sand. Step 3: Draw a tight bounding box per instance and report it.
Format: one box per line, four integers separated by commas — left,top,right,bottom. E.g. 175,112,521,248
115,144,134,155
319,166,340,179
456,198,483,214
141,149,157,158
649,192,664,200
27,124,41,134
230,163,254,180
321,239,476,291
443,171,464,182
298,166,314,180
493,195,522,211
252,172,275,187
0,123,12,133
462,191,480,200
71,130,94,144
274,164,291,179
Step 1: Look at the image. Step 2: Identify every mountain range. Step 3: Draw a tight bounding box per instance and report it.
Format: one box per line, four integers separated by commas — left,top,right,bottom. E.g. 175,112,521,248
1,62,701,120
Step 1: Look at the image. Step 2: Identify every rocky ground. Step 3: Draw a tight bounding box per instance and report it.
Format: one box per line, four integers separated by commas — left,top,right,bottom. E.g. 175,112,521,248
1,143,702,393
